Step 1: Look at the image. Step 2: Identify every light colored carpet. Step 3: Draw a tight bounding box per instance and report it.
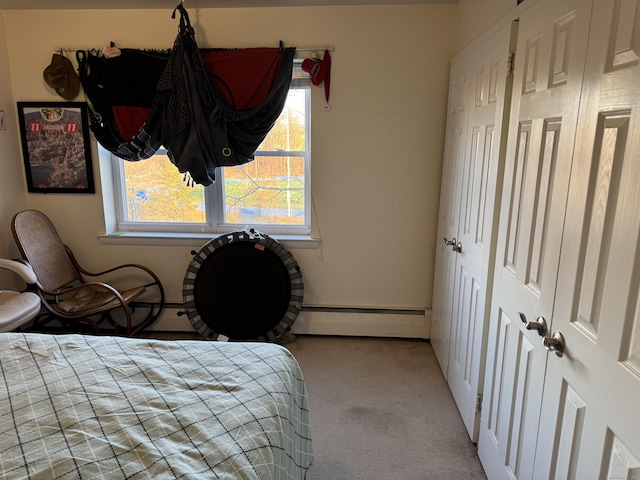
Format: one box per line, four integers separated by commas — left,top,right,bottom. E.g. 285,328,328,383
147,331,487,479
285,335,487,480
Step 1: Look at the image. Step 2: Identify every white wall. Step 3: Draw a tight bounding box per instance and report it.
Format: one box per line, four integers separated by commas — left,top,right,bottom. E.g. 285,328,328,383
0,12,26,253
0,5,456,333
0,11,28,290
454,0,513,52
454,0,543,54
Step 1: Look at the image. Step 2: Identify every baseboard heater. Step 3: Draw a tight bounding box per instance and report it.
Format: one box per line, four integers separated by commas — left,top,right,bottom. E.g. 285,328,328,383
299,305,425,315
165,302,423,314
293,305,429,339
158,303,430,339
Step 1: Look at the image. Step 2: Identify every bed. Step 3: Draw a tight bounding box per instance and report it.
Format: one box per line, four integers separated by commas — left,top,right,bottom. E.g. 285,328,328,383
0,333,313,479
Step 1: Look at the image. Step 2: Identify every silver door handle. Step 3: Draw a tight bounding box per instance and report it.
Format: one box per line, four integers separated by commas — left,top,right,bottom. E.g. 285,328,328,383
543,331,565,357
443,237,462,253
517,312,548,336
443,237,456,246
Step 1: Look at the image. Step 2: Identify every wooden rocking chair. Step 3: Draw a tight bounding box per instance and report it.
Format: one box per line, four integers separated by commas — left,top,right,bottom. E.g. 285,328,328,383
11,209,165,336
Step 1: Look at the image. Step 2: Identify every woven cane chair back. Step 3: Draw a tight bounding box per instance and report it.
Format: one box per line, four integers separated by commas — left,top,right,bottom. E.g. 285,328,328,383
12,209,81,292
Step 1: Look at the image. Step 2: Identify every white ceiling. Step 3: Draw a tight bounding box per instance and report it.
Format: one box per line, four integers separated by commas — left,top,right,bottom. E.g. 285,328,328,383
0,0,456,9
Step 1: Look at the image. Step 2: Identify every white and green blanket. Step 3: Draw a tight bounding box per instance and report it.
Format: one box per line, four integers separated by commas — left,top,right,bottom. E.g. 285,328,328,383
0,333,313,479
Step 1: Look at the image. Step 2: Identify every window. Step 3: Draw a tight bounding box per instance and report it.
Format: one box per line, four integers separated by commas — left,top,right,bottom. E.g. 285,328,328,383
109,64,311,237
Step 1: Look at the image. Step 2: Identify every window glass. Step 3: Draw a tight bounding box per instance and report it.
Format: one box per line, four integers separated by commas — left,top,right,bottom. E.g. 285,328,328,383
223,88,307,226
112,67,310,235
123,153,206,223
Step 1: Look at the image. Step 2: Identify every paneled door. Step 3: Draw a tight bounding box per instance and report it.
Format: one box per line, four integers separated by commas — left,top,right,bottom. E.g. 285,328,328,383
432,23,514,441
431,55,470,379
446,23,515,442
532,0,640,476
477,0,593,478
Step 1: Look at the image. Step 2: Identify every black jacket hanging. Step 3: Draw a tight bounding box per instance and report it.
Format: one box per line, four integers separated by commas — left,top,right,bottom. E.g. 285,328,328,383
77,3,295,186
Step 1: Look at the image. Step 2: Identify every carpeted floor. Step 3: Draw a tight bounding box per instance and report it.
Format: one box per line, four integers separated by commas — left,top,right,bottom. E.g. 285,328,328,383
147,331,487,479
285,335,487,480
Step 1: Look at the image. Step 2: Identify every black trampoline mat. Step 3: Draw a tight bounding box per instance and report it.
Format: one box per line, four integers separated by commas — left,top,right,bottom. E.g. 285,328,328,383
193,241,291,340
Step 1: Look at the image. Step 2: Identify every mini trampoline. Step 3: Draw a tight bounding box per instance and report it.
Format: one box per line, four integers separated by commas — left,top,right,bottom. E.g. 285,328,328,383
183,230,303,341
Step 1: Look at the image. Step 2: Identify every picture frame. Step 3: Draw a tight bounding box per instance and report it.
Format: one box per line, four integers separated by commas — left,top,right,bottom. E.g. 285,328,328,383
17,101,95,194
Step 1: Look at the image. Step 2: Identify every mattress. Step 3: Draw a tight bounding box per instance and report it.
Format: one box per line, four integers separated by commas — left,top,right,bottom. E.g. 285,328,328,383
0,333,313,479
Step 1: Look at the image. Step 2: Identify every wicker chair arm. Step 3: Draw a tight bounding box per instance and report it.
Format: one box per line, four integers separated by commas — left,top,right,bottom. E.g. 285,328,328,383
64,246,158,281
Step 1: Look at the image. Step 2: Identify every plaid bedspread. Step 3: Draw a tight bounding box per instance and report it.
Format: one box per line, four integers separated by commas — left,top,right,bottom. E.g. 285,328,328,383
0,333,313,479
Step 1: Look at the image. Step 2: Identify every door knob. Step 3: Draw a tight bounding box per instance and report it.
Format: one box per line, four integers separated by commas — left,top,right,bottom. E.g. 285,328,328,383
544,331,565,357
517,313,547,337
527,316,548,336
443,237,462,253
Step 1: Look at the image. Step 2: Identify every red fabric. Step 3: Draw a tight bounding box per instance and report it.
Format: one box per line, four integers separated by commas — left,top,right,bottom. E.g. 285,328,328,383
201,48,283,110
113,106,151,141
322,50,331,103
112,48,283,140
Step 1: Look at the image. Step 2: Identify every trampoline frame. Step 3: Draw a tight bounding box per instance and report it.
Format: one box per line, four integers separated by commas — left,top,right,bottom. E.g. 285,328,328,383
183,230,304,341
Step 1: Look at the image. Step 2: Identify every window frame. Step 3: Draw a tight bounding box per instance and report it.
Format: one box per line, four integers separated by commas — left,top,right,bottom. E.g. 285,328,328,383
109,64,311,237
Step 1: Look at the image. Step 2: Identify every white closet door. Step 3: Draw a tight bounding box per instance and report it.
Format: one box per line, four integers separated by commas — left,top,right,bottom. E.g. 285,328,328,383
432,22,514,441
446,22,514,442
477,0,592,478
431,54,471,379
533,0,640,477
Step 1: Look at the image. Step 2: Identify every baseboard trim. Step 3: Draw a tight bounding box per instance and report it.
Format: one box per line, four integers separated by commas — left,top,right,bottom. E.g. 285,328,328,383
151,305,431,339
293,307,430,339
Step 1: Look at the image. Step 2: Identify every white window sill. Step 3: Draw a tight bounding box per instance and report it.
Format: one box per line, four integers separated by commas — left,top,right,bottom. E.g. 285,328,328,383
97,231,320,250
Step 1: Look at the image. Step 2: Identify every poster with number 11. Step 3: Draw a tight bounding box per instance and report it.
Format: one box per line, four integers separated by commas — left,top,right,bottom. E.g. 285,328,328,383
17,102,94,193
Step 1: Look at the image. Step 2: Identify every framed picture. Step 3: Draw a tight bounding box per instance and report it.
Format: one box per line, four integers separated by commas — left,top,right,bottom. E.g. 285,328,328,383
17,102,94,194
